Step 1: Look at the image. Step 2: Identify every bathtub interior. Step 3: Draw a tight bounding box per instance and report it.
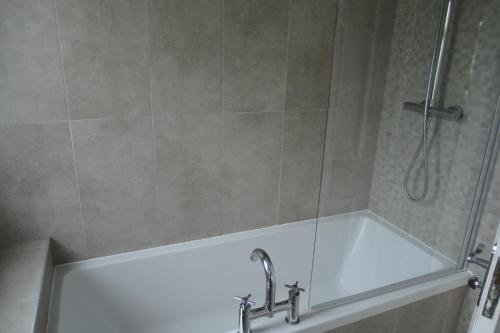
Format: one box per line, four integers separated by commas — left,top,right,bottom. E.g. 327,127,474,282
47,211,457,333
310,210,457,307
47,223,316,333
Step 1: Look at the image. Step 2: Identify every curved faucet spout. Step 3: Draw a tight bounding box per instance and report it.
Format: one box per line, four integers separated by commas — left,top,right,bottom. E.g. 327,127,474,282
250,248,276,316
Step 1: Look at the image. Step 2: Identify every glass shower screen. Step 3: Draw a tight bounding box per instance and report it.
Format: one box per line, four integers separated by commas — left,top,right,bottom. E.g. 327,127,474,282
310,0,500,308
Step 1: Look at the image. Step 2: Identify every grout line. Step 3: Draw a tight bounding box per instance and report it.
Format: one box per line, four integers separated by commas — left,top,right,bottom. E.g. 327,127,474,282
52,0,89,258
222,109,327,114
0,110,327,128
0,116,154,126
282,108,329,113
0,120,68,126
224,110,285,114
69,116,152,122
145,0,161,247
275,0,293,226
220,0,226,233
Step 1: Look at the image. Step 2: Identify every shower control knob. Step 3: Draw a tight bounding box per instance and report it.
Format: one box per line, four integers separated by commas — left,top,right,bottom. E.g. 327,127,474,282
468,277,483,290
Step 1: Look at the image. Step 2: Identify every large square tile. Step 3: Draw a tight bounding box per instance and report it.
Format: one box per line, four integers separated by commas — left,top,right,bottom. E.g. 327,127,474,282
72,118,158,257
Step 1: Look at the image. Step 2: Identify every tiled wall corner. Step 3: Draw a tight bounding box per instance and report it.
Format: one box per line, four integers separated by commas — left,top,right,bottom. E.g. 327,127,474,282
0,123,85,262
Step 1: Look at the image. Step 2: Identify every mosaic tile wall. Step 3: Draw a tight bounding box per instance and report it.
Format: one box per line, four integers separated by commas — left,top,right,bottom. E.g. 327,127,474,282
368,0,500,262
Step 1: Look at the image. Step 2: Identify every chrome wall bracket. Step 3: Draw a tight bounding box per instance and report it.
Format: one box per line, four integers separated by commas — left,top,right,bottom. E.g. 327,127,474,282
403,101,464,121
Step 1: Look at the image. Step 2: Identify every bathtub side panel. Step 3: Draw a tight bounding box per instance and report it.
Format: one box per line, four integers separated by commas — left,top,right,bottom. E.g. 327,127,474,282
323,286,467,333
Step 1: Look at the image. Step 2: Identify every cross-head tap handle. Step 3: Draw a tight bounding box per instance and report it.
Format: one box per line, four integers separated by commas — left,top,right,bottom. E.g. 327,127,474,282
234,294,256,307
285,281,305,293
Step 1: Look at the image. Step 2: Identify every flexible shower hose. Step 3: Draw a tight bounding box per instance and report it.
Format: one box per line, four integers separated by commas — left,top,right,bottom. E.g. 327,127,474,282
403,46,439,201
404,0,456,201
403,0,454,201
403,110,431,201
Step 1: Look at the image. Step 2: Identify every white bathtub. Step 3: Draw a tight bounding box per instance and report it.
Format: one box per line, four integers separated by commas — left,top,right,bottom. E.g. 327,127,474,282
47,211,468,333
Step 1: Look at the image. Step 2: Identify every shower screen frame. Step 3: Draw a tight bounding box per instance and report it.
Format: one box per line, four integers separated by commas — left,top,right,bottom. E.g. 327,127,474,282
458,96,500,270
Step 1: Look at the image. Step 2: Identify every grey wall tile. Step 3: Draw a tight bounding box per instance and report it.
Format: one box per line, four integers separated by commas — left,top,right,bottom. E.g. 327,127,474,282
72,118,157,257
318,0,395,217
323,287,466,333
57,0,149,120
223,112,283,231
278,111,327,223
326,0,383,158
0,0,67,123
394,291,449,333
0,123,85,261
337,309,398,333
224,0,289,113
149,0,222,116
456,286,479,333
442,287,467,333
155,114,223,244
285,0,336,111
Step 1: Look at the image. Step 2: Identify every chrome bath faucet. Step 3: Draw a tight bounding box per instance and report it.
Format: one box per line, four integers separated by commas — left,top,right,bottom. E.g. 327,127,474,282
235,248,305,333
249,248,276,316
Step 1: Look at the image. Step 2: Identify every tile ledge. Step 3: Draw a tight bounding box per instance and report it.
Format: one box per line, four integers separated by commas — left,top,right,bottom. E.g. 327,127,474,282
0,239,53,333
